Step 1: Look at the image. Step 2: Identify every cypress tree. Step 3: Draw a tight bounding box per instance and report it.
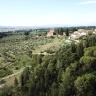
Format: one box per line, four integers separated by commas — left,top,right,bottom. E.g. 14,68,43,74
71,43,76,53
65,28,69,36
76,42,84,58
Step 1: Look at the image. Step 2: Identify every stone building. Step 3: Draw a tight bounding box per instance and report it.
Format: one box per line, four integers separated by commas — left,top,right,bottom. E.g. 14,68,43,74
47,28,56,37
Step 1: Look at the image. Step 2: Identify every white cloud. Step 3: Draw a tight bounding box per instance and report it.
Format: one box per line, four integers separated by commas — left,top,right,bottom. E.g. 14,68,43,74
79,0,96,4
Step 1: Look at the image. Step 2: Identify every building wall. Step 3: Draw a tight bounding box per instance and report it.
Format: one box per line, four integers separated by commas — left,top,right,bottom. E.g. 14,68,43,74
47,28,55,37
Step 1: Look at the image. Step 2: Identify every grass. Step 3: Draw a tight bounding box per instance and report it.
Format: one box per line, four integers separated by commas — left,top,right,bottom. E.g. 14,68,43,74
33,37,65,53
5,72,21,86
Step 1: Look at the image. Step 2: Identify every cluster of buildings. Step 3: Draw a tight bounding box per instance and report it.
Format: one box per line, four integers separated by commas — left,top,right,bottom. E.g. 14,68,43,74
47,28,96,40
69,29,96,40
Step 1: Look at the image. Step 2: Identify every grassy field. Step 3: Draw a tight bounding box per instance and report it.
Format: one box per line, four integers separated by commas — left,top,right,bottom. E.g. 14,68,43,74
33,37,65,53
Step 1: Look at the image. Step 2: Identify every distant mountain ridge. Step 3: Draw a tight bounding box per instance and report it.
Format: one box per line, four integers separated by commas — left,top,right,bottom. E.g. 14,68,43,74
0,24,96,29
0,24,71,29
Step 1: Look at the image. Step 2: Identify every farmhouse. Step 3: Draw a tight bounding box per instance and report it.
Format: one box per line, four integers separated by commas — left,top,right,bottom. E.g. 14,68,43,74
70,29,89,40
47,28,56,37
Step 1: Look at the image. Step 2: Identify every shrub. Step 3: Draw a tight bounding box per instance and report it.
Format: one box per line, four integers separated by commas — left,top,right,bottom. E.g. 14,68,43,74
15,67,19,70
0,79,6,84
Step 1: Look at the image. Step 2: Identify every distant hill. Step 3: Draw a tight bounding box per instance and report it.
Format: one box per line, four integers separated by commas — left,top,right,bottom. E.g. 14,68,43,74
0,25,96,29
0,24,70,29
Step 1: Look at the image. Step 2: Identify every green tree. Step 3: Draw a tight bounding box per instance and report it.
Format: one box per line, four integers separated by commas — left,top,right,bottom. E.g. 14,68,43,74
24,31,30,40
58,28,64,35
72,28,77,32
21,67,30,92
84,38,89,48
59,67,75,96
71,43,76,53
76,42,84,58
29,80,36,96
65,28,69,36
74,73,96,96
14,78,20,96
14,77,19,87
20,74,24,91
80,56,96,70
28,50,32,58
51,82,58,96
24,31,29,36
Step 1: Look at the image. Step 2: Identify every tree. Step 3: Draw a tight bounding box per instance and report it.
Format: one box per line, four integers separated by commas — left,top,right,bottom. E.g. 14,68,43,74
57,68,64,83
24,31,30,40
65,28,69,36
72,28,77,32
20,74,24,91
14,78,19,96
0,88,12,96
58,28,64,35
20,67,30,92
24,31,29,36
29,80,36,96
51,82,58,96
59,68,75,96
60,28,64,35
14,77,19,87
28,50,32,58
76,42,84,58
23,67,30,84
44,69,49,92
74,73,96,96
80,56,96,70
84,38,89,48
71,43,76,53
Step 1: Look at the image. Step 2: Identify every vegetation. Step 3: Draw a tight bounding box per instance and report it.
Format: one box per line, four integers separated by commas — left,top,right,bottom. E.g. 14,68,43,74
0,69,12,78
0,31,65,80
65,28,69,36
0,28,96,96
0,32,96,96
57,28,69,36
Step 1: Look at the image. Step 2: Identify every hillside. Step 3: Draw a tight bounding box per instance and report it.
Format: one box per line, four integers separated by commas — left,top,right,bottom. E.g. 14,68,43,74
0,31,96,96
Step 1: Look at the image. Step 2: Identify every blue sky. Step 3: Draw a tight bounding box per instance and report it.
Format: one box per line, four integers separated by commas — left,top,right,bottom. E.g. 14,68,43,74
0,0,96,26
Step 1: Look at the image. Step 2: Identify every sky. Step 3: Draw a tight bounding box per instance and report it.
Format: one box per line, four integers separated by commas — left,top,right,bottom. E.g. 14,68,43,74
0,0,96,26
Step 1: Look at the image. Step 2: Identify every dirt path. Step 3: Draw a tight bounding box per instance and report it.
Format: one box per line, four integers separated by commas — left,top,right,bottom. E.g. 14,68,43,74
0,52,54,81
0,69,24,88
1,69,24,80
32,53,55,55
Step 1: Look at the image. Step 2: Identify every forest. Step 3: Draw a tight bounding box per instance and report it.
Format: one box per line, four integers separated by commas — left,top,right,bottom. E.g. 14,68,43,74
0,33,96,96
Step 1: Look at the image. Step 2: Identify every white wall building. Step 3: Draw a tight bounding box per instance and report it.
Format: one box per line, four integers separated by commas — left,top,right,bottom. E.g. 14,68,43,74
70,29,89,40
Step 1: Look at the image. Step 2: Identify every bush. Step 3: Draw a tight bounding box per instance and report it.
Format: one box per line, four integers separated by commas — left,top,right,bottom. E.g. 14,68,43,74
44,49,55,54
15,67,19,70
0,69,12,78
0,79,6,84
